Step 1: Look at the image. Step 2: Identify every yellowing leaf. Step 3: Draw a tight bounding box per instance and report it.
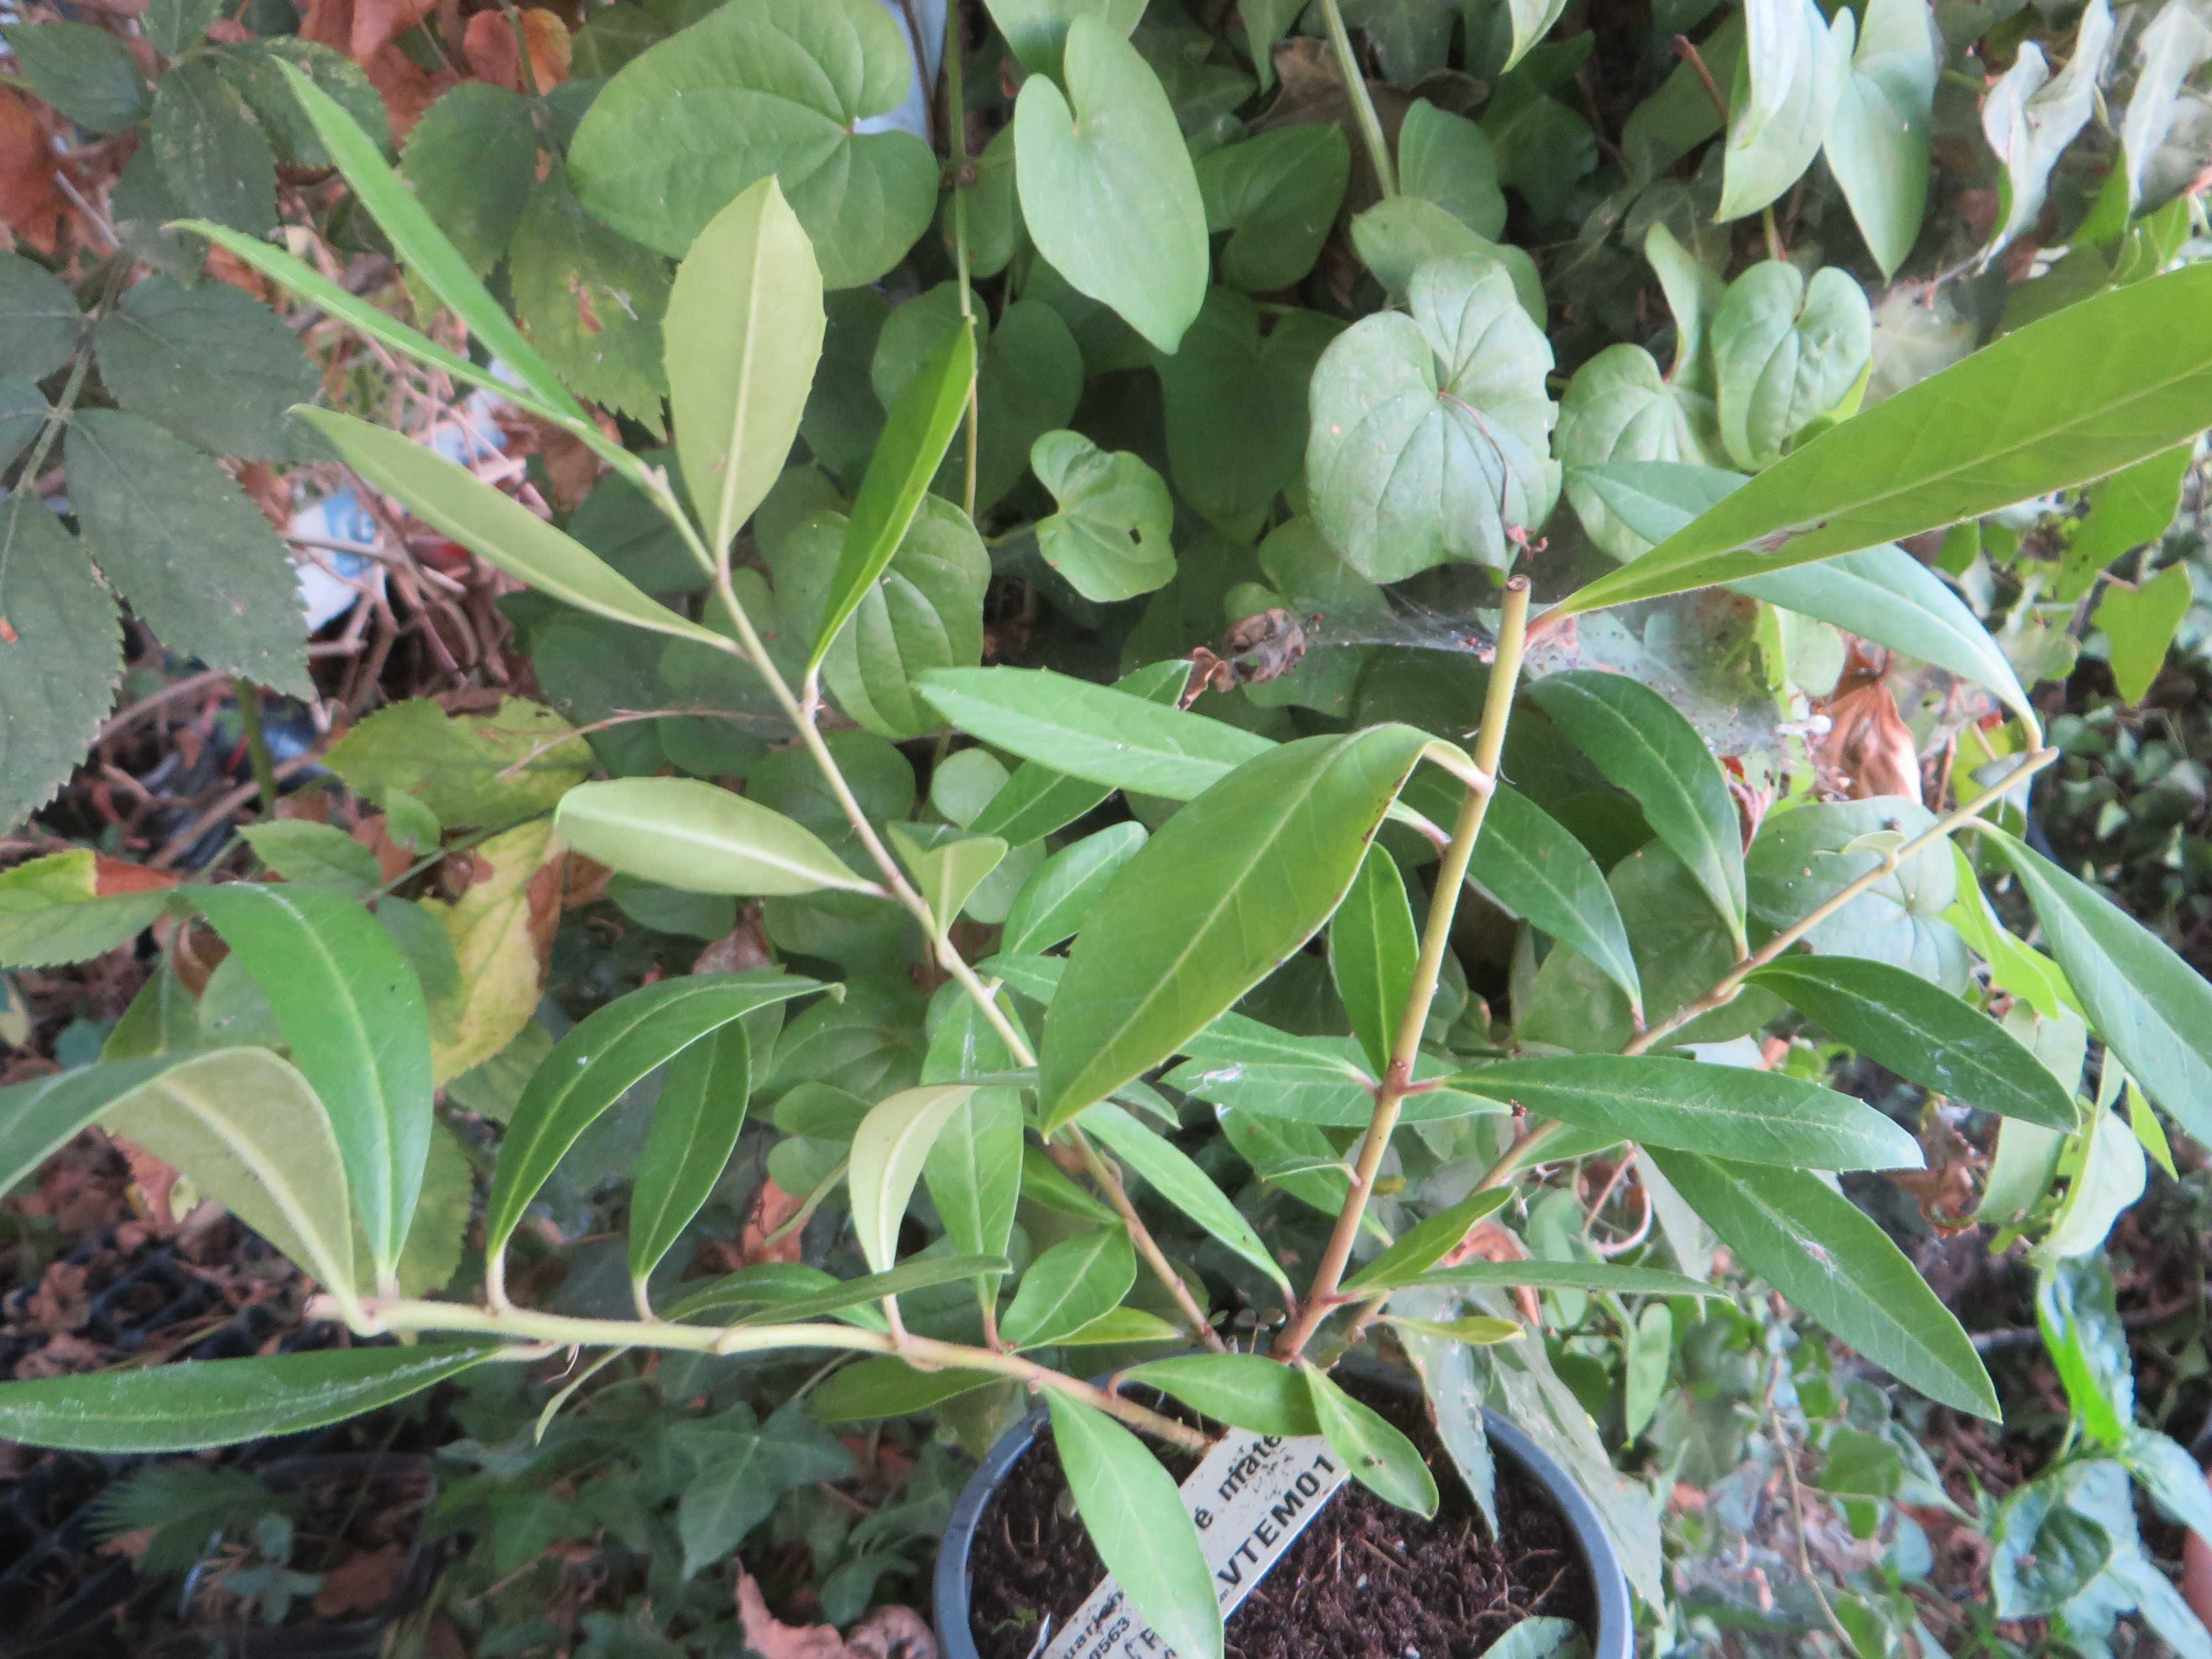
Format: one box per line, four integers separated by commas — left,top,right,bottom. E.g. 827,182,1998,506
424,820,564,1084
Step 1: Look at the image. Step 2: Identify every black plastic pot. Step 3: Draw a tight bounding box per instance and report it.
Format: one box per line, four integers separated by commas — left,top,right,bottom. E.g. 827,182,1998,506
934,1386,1634,1659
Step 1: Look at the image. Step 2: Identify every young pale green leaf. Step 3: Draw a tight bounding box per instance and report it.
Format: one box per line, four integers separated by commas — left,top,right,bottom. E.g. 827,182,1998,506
968,661,1191,843
1038,727,1435,1129
1031,430,1177,602
1357,1259,1724,1297
2036,1257,2133,1448
274,61,583,423
921,666,1270,801
1979,825,2212,1146
887,825,1007,932
849,1084,978,1274
0,1342,498,1453
667,178,825,561
922,1088,1023,1274
1745,956,2077,1130
1384,1313,1524,1345
1341,1186,1513,1295
1013,16,1208,354
628,1022,752,1291
1301,1364,1438,1516
1056,1307,1183,1346
1123,1352,1322,1436
1045,1391,1224,1659
672,1254,1011,1327
485,973,820,1271
1001,822,1147,956
1001,1225,1138,1349
196,884,430,1281
810,320,975,675
98,1047,360,1307
1481,1619,1590,1659
1452,1055,1922,1170
1331,844,1419,1077
1822,0,1938,278
555,777,878,898
1081,1100,1289,1297
0,1056,204,1197
1527,671,1746,948
1467,786,1643,1017
1556,264,2212,618
1647,1150,1999,1418
810,1358,1003,1421
1021,1143,1122,1223
299,410,723,648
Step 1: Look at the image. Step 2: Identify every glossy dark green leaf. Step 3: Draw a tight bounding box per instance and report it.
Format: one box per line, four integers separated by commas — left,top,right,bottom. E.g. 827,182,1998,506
922,1088,1024,1297
196,884,432,1282
1037,728,1437,1129
1331,844,1419,1077
1527,670,1746,948
1123,1353,1322,1436
1082,1100,1288,1296
0,1343,496,1452
810,1358,1002,1420
1646,1150,1998,1417
1044,1391,1223,1659
965,661,1192,843
810,321,975,675
672,1255,1011,1327
1002,1226,1137,1349
1980,825,2212,1145
1558,265,2212,618
1342,1186,1513,1294
1746,956,2077,1130
485,973,819,1271
1301,1364,1438,1516
1452,1055,1920,1169
1352,1259,1724,1297
628,1022,752,1291
1002,823,1147,956
1469,786,1642,1016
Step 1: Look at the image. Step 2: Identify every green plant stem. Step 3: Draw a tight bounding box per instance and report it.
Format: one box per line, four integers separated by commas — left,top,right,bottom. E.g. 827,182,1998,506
1623,745,2059,1057
941,0,982,520
328,1293,1212,1451
1318,0,1396,196
1069,1125,1228,1352
234,681,281,816
1274,578,1530,1361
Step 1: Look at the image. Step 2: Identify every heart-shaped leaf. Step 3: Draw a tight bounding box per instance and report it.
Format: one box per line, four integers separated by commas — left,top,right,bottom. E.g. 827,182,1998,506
1031,429,1176,602
1712,262,1872,471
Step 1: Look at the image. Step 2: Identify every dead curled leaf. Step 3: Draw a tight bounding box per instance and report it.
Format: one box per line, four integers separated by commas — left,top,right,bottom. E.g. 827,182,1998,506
312,1542,408,1618
734,1574,938,1659
1814,648,1923,804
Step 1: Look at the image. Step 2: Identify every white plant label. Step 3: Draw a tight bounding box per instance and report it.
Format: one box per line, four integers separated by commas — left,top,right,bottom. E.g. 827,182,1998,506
1037,1429,1352,1659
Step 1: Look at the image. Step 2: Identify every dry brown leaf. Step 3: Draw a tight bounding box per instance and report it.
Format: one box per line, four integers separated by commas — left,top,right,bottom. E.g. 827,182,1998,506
0,91,65,253
94,854,182,896
1814,649,1923,804
740,1177,807,1266
1437,1218,1541,1325
111,1133,181,1227
694,911,773,975
735,1574,855,1659
461,8,571,92
17,1332,107,1379
847,1605,936,1659
312,1543,407,1618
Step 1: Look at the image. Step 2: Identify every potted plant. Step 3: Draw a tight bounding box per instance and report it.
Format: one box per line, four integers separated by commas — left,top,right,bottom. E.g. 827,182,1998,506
2,33,2212,1659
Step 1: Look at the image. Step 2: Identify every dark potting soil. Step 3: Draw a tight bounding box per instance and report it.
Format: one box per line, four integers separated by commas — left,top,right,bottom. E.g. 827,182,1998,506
964,1377,1594,1659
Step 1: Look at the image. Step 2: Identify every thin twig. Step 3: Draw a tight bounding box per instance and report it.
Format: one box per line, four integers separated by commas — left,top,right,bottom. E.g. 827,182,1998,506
1319,0,1397,197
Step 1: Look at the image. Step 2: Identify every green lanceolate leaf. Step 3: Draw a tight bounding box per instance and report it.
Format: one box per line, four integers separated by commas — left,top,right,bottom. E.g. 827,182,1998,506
1745,956,2077,1131
275,61,585,423
1081,1099,1288,1297
300,410,723,647
1556,264,2212,618
671,1254,1011,1326
1301,1364,1438,1516
1037,727,1438,1129
559,778,877,898
1451,1055,1922,1170
196,884,431,1282
1331,844,1419,1077
888,826,1008,931
0,1343,498,1453
668,178,825,561
238,821,380,893
1980,826,2212,1145
1002,1225,1138,1348
849,1084,978,1274
1357,1259,1723,1297
1044,1391,1223,1659
1386,1313,1524,1346
1527,670,1746,948
1003,822,1147,954
0,1056,197,1197
810,320,975,675
567,0,938,286
1031,429,1177,602
966,661,1192,843
628,1022,753,1290
1470,786,1642,1017
484,973,820,1270
922,666,1269,802
810,1358,1001,1420
98,1048,359,1306
1822,0,1937,278
1646,1150,1997,1418
1013,15,1208,354
922,1088,1023,1271
1123,1353,1322,1435
1342,1186,1514,1293
1307,255,1559,580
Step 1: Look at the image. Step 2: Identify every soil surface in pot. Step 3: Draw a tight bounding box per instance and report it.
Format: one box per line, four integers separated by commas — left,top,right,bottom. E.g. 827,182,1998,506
964,1376,1594,1659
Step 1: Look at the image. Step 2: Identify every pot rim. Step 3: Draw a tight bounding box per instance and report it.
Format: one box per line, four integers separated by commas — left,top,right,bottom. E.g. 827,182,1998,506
931,1380,1635,1659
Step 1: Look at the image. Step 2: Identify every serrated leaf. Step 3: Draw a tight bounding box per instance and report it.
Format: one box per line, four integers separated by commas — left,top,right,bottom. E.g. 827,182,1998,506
1646,1150,1999,1417
567,0,938,286
401,84,539,275
238,821,382,893
3,21,147,134
509,176,671,434
67,411,309,697
216,39,390,170
325,696,589,827
151,61,276,236
0,849,167,969
197,883,433,1281
0,1343,497,1453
